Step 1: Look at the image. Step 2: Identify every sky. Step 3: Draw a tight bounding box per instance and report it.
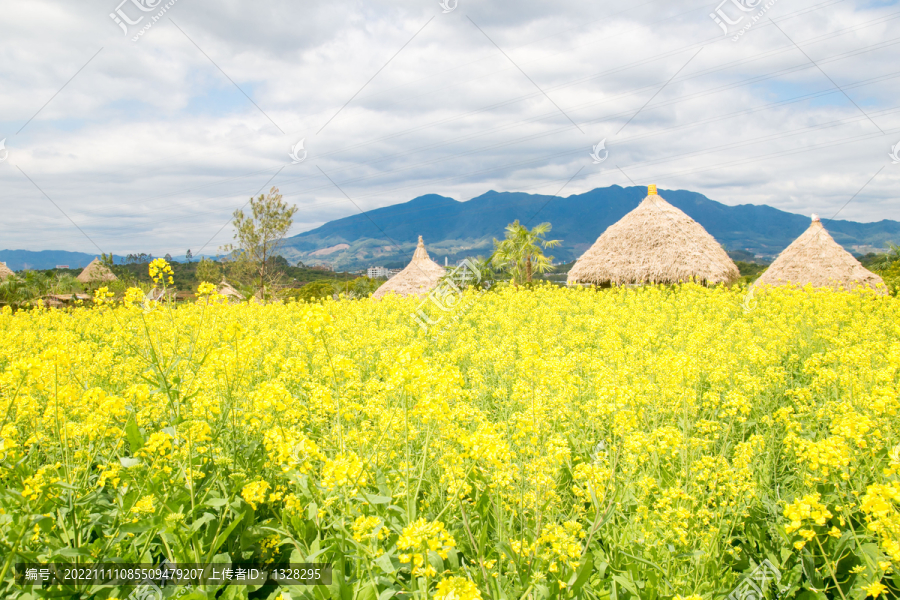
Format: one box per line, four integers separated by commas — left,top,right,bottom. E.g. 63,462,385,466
1,0,899,256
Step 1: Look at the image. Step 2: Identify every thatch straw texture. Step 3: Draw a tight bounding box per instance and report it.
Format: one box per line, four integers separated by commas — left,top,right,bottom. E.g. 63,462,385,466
217,279,244,302
373,236,446,300
76,258,117,284
752,216,886,294
567,193,739,285
0,262,14,280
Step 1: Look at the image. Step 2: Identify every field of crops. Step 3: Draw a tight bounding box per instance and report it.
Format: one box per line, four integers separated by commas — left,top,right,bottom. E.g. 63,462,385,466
1,282,899,600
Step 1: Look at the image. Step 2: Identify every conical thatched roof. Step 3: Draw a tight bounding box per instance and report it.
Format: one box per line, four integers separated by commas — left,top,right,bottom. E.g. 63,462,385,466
372,236,446,300
752,215,886,294
567,187,739,286
217,279,243,302
76,258,117,284
0,262,14,280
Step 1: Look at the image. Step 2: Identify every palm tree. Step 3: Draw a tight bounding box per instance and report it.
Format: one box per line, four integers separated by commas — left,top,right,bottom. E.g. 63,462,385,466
0,276,30,309
490,221,561,286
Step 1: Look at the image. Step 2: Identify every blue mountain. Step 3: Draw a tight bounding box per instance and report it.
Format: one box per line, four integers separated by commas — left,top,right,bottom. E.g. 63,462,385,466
279,185,898,269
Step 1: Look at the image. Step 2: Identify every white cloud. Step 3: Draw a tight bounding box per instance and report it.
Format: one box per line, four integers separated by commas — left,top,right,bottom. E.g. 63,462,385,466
1,0,898,254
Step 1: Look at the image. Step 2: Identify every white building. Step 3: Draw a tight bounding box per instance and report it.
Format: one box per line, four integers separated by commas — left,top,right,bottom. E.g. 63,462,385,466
367,266,391,279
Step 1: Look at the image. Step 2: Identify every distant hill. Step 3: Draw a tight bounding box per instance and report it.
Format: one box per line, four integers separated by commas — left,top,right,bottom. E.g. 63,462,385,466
279,185,900,270
0,251,218,272
0,250,119,271
8,185,897,273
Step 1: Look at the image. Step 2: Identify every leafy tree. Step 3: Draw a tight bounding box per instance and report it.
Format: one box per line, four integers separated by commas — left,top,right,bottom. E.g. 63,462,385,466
195,257,222,284
226,187,298,300
295,281,334,302
50,273,83,294
164,253,173,262
490,221,560,286
870,244,900,295
100,253,136,286
332,276,379,299
871,244,900,271
185,249,193,263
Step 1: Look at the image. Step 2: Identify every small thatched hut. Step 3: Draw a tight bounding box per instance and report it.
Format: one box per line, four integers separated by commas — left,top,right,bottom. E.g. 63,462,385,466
217,279,244,302
567,185,739,286
76,258,117,284
0,262,14,280
752,214,886,294
372,236,446,300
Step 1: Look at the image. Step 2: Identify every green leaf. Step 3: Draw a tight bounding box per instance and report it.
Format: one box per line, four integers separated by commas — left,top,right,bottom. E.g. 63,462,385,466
125,416,144,453
376,590,397,600
119,456,141,468
612,574,640,597
53,546,92,558
569,552,594,594
205,497,228,508
428,550,444,575
375,553,397,574
356,494,392,505
355,583,377,600
205,513,245,562
190,512,216,533
446,548,459,570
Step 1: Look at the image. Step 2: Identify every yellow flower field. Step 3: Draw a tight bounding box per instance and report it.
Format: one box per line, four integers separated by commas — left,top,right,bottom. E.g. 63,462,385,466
1,281,899,599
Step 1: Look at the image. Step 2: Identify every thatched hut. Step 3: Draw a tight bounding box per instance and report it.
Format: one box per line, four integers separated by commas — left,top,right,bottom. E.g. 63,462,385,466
567,185,739,286
76,258,117,284
41,294,91,309
146,288,177,302
372,236,446,300
217,279,244,302
752,214,886,294
0,262,14,280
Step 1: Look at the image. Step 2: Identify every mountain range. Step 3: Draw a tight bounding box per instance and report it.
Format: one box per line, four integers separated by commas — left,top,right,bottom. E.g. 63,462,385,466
4,185,897,272
277,185,899,270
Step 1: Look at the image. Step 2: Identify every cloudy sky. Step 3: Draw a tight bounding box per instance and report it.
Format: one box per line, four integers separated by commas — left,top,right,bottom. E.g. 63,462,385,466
1,0,898,255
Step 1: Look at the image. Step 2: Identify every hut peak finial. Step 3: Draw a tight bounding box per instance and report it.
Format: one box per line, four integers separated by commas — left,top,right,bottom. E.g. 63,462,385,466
811,213,820,222
647,184,658,196
412,236,429,261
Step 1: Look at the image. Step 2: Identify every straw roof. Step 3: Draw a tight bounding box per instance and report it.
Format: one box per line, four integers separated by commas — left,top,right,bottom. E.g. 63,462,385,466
146,288,176,302
217,279,244,302
567,188,739,286
372,236,446,300
76,258,117,284
752,215,886,294
0,262,13,280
